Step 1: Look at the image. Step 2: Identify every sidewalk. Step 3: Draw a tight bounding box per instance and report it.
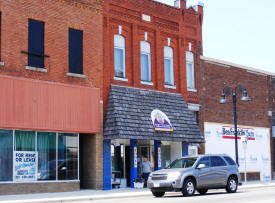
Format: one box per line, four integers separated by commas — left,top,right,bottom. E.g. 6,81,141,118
1,181,275,203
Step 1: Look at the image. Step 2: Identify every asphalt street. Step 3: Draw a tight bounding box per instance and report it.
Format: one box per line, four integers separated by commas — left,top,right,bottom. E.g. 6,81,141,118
90,187,275,203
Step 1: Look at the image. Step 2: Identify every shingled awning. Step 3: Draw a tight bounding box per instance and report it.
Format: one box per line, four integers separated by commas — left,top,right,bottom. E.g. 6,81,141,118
104,85,204,143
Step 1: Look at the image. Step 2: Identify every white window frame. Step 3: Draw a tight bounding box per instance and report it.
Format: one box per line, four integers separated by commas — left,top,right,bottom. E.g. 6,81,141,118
164,46,174,86
186,51,195,91
114,34,126,78
140,41,151,82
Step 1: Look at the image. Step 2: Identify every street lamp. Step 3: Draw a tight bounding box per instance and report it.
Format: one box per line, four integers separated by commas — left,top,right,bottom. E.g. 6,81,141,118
219,86,251,166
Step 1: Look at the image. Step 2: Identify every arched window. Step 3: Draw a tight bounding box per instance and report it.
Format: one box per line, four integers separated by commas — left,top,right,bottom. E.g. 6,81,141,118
114,34,126,78
164,46,174,86
186,51,195,90
140,41,151,82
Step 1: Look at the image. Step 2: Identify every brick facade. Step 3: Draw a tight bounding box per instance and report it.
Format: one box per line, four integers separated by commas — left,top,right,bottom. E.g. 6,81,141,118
199,57,270,128
0,0,104,193
199,56,274,179
0,0,103,91
103,0,203,114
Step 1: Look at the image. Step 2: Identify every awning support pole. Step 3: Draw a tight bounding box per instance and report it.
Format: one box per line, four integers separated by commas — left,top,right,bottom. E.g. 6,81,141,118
154,140,162,171
130,139,138,188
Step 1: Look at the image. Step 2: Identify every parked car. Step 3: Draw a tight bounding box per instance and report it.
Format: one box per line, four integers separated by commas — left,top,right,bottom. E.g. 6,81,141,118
148,154,241,197
38,158,78,180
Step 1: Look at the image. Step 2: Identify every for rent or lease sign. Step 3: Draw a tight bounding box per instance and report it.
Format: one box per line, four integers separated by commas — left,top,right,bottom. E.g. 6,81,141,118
13,151,38,182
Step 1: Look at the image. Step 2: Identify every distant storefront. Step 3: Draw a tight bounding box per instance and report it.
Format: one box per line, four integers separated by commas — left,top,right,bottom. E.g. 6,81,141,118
0,75,100,194
103,85,204,189
204,122,271,181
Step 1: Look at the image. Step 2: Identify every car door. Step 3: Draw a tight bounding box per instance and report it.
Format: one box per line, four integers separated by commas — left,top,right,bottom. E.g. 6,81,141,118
196,156,212,188
210,156,228,187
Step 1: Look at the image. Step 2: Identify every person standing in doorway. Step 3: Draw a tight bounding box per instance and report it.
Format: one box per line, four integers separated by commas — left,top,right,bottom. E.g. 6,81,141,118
141,156,152,187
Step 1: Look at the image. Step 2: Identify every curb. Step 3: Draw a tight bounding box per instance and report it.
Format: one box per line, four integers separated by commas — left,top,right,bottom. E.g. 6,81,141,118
0,192,153,203
2,183,275,203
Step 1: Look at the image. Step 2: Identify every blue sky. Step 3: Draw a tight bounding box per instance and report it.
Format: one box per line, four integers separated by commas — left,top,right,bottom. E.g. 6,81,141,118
156,0,275,74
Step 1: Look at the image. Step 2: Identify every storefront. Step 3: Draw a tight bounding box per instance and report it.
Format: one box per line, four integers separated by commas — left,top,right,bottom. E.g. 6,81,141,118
204,122,271,181
0,75,100,194
103,85,204,190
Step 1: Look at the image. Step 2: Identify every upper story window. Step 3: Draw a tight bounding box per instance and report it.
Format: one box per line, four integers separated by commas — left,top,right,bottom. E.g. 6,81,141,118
114,34,126,78
186,51,195,90
69,28,83,74
140,41,151,82
164,46,174,86
28,19,45,68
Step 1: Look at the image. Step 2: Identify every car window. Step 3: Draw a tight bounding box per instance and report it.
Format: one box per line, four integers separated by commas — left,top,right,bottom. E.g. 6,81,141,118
223,156,237,166
196,156,210,167
167,158,197,169
210,156,227,167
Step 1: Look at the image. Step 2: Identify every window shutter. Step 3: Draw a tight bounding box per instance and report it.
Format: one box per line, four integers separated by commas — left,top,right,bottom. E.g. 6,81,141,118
28,19,45,68
69,28,83,74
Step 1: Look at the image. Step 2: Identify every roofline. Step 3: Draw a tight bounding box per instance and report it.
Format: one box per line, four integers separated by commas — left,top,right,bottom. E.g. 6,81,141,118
110,84,183,96
200,55,275,77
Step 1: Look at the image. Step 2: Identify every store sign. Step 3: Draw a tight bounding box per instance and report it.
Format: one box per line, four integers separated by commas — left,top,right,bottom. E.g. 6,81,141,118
134,147,137,168
204,122,271,181
13,151,38,182
151,109,173,132
158,147,161,168
221,126,255,140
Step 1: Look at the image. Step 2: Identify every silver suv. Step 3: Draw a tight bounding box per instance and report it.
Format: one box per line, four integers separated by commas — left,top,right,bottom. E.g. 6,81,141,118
148,154,241,197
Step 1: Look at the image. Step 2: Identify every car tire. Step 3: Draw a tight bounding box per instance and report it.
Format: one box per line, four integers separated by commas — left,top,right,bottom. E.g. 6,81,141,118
226,176,238,193
182,178,196,196
152,192,165,197
197,189,208,195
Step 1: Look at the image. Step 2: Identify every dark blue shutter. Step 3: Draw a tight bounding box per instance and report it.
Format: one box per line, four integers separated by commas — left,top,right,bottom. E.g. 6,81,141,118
28,19,44,68
69,28,83,74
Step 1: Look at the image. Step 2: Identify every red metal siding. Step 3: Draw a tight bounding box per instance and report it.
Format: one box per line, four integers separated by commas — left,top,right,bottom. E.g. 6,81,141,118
0,75,100,133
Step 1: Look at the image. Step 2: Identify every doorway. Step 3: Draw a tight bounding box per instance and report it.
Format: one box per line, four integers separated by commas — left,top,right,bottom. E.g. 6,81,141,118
137,145,151,177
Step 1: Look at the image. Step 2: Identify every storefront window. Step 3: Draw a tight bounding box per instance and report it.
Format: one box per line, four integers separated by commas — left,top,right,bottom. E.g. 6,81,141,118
58,133,78,180
0,129,13,182
37,132,56,181
0,129,79,183
14,130,35,151
161,145,171,168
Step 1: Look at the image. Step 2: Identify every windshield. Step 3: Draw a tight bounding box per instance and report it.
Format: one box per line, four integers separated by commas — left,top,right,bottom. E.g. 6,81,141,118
167,157,198,169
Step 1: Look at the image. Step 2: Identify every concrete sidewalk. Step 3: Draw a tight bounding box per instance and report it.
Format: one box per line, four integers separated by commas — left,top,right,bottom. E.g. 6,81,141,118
1,181,275,203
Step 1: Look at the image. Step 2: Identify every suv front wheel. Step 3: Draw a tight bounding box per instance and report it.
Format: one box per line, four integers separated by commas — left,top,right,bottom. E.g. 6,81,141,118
182,178,196,196
226,176,238,193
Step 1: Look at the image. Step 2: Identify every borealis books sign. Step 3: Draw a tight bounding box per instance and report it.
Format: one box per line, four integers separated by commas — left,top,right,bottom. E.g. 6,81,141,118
151,109,173,132
222,126,255,140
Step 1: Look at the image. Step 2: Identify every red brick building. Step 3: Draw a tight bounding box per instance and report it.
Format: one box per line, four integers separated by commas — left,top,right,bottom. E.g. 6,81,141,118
102,0,204,189
199,56,275,181
0,0,103,194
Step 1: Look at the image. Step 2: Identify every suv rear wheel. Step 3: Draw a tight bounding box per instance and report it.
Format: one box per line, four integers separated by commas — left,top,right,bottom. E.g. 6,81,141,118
226,176,238,193
182,178,196,196
197,189,208,195
152,192,165,197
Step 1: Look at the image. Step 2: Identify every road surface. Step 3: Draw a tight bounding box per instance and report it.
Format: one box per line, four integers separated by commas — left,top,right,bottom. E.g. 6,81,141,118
91,186,275,203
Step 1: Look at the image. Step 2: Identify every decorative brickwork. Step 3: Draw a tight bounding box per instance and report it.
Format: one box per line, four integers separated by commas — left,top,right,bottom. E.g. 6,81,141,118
103,0,204,115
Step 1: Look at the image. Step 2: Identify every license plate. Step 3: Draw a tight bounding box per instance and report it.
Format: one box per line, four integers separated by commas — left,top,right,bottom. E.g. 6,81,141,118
154,183,160,187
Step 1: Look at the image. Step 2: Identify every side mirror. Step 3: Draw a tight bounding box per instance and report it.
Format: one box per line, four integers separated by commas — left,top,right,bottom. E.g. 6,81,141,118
197,164,206,169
